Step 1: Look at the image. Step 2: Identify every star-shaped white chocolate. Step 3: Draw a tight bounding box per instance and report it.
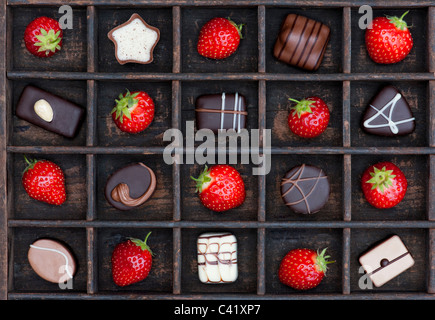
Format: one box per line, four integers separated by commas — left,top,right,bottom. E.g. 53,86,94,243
108,13,160,65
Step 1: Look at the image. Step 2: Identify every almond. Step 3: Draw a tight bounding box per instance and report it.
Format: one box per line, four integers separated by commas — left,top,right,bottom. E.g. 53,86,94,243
34,99,53,122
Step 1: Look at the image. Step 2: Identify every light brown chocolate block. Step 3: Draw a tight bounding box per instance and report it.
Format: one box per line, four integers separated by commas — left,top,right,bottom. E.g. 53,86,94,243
359,235,414,287
28,239,76,284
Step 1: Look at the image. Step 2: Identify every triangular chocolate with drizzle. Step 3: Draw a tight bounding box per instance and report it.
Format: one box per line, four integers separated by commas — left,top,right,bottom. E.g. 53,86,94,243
362,85,415,137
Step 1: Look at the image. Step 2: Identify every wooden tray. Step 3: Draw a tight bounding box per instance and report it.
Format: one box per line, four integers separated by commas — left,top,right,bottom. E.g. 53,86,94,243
2,0,435,300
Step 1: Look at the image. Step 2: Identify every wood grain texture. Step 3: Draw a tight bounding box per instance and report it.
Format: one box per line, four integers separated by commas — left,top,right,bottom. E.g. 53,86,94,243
3,1,435,300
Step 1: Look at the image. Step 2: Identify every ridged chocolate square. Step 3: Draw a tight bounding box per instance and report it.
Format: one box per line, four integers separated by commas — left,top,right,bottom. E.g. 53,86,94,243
273,14,330,71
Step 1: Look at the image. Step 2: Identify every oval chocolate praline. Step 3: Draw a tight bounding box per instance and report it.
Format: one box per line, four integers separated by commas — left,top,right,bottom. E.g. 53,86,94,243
280,164,330,214
105,162,156,211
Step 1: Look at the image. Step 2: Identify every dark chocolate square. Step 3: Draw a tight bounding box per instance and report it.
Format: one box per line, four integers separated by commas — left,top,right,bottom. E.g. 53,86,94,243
16,85,85,138
195,93,247,134
362,85,415,137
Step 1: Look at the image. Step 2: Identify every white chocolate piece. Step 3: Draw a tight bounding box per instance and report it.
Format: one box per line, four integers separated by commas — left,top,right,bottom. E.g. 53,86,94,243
359,235,414,287
33,99,53,122
197,232,238,284
110,14,159,64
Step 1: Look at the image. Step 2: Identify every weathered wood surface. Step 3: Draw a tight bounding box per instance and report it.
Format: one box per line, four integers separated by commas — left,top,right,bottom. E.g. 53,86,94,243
2,1,435,300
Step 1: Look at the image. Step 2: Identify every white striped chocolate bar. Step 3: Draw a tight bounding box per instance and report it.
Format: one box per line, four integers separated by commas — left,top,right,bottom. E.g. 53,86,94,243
197,232,238,284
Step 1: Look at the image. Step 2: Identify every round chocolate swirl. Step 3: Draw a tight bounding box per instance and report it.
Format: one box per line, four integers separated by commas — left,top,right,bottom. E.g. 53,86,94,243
105,163,156,211
111,179,155,207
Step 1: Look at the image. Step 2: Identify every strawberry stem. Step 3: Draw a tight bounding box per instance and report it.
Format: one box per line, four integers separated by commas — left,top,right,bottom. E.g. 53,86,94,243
366,166,396,193
129,232,153,256
111,89,140,123
23,155,38,173
34,28,62,56
288,98,315,119
227,17,244,39
190,165,212,193
387,11,409,30
316,248,334,274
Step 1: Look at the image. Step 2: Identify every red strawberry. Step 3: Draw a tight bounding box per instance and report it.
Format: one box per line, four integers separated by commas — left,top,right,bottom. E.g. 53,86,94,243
111,90,155,134
111,232,153,287
24,16,63,57
197,17,244,59
22,156,66,205
287,96,330,138
191,165,245,212
365,11,413,64
278,248,333,290
361,161,407,209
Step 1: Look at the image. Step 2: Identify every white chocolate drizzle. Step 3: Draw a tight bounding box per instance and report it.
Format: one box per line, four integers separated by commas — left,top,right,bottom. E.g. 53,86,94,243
363,93,415,135
219,92,243,133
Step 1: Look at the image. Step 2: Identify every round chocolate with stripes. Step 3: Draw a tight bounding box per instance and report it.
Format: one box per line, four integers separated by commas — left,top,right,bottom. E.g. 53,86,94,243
273,14,330,71
280,164,330,214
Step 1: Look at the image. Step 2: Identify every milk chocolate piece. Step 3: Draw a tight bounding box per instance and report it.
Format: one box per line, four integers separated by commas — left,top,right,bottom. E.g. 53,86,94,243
195,92,247,134
16,85,84,138
28,239,76,284
359,235,415,287
108,13,160,65
362,85,415,137
281,164,330,214
197,232,238,284
273,14,330,71
105,162,156,211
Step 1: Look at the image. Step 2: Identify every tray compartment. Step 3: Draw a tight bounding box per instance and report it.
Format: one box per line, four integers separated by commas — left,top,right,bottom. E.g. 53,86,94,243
10,79,88,147
266,154,344,221
97,7,173,74
96,80,172,147
266,81,343,148
350,8,428,74
180,162,259,221
265,228,343,294
350,154,428,221
97,227,173,293
349,228,427,293
350,81,429,148
265,7,343,74
10,6,88,72
181,228,257,294
96,154,173,221
181,6,259,73
180,80,259,147
10,153,88,221
11,227,88,293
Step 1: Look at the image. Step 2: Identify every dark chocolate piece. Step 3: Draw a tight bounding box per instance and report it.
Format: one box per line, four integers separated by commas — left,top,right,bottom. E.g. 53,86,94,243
280,164,330,214
362,85,415,137
195,92,247,134
273,14,330,71
105,162,156,211
16,85,84,138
